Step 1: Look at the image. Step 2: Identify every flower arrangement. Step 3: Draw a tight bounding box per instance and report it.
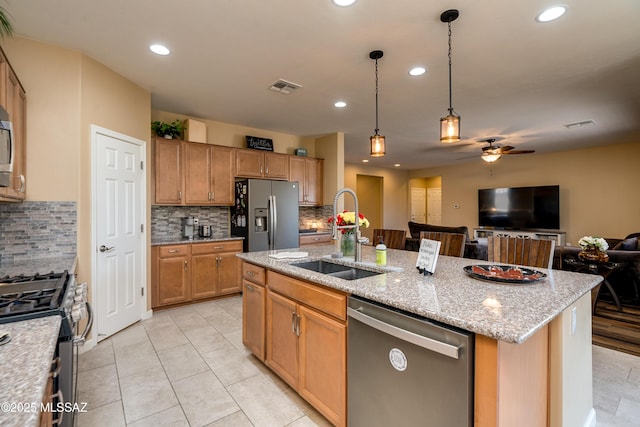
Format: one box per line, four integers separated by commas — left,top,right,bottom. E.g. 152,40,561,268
578,236,609,252
328,211,370,234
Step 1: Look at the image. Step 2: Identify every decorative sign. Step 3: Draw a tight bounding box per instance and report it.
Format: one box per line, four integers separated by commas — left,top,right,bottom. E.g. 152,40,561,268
246,135,274,151
416,239,442,275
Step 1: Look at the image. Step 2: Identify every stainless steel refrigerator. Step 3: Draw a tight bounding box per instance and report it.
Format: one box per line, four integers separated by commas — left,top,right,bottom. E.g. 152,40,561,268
231,179,300,252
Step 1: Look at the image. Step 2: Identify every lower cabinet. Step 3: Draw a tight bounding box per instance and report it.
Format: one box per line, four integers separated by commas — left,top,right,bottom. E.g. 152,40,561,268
252,269,346,427
242,262,266,360
152,240,242,308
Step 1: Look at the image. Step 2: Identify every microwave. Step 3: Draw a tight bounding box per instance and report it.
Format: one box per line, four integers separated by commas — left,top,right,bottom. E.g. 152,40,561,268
0,105,14,187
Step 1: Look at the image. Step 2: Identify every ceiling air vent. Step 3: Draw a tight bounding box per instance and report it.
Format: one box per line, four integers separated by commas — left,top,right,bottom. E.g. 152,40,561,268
564,120,596,129
269,79,302,95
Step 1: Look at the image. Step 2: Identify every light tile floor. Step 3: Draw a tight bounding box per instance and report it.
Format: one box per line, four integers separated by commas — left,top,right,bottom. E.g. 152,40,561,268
77,296,640,426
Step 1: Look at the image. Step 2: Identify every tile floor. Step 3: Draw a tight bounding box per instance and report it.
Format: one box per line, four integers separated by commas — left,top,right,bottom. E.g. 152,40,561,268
76,296,640,427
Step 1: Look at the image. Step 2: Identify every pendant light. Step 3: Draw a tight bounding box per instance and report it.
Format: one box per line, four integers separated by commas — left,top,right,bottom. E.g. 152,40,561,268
369,50,385,157
440,9,461,143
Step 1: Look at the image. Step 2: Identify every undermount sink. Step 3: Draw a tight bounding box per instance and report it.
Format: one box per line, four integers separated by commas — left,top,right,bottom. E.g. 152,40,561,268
292,260,382,281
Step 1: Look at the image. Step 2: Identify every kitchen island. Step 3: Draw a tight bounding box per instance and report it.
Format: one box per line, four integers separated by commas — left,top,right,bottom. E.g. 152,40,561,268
238,244,601,427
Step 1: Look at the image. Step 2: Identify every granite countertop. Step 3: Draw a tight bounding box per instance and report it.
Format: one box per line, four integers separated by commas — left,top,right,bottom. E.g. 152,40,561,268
0,316,62,427
237,245,602,344
151,236,244,246
0,256,77,278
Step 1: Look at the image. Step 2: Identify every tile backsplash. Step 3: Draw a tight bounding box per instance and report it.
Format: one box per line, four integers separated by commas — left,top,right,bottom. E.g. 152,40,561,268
299,205,332,229
151,206,230,240
0,201,77,261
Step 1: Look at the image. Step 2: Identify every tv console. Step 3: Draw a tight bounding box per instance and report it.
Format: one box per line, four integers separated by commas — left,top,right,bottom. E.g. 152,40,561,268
473,228,566,246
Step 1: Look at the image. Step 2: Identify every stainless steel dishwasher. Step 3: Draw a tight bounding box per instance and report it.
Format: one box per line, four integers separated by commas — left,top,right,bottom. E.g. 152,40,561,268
348,296,474,426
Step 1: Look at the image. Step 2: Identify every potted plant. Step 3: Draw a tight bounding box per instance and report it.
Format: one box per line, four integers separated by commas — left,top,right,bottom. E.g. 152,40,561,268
151,120,183,139
0,7,14,38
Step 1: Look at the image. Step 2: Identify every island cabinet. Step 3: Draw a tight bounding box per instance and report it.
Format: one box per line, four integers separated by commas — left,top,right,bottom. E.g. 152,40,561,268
235,148,289,180
152,240,242,308
242,262,266,360
184,142,234,205
0,47,27,202
289,156,323,206
264,270,347,427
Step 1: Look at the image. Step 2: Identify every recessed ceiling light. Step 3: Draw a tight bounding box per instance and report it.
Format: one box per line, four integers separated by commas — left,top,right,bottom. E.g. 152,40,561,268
149,44,170,55
564,120,596,129
394,164,400,167
536,6,567,22
334,101,347,108
409,67,426,76
362,159,369,163
332,0,356,6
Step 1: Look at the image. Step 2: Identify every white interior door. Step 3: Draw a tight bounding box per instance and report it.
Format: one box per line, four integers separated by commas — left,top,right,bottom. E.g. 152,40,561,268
427,187,442,225
92,125,146,342
410,187,426,223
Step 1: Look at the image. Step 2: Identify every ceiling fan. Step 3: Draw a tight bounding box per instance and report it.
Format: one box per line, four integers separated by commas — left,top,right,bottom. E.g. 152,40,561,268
471,137,535,163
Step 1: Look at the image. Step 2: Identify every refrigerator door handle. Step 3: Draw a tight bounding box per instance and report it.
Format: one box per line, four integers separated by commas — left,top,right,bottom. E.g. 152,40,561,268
267,196,272,249
271,195,278,250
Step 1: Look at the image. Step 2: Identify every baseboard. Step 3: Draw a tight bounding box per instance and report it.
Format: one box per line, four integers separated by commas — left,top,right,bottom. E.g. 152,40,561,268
77,337,97,353
143,309,153,320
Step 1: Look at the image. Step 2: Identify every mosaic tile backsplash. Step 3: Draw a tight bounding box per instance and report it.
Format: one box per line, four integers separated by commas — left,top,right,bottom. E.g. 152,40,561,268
151,206,231,240
152,205,333,240
0,201,77,261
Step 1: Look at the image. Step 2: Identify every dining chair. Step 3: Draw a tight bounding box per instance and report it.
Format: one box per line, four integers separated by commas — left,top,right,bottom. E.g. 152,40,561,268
372,229,407,250
487,236,555,269
419,231,466,257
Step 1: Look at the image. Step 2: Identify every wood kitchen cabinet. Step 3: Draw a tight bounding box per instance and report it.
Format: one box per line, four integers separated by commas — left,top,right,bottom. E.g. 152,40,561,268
184,142,234,205
299,233,333,246
235,148,289,180
265,270,347,427
0,46,27,202
152,240,242,308
289,156,323,206
152,244,190,307
152,138,184,205
242,262,266,360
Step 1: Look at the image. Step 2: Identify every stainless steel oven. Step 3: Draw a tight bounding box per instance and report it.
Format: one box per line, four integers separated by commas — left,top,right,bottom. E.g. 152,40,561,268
0,270,92,427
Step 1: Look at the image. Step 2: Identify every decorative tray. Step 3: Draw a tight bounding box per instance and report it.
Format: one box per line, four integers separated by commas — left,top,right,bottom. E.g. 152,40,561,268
463,264,546,284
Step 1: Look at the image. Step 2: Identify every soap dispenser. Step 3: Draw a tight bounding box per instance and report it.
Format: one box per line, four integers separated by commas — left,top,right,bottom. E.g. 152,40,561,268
376,236,387,267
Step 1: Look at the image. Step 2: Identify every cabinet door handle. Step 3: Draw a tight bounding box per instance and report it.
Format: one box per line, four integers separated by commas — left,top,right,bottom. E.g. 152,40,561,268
211,191,215,200
246,283,255,292
295,314,301,336
184,260,188,271
19,174,25,192
247,270,256,277
291,311,297,334
214,246,224,249
51,389,64,425
178,191,182,201
168,249,180,253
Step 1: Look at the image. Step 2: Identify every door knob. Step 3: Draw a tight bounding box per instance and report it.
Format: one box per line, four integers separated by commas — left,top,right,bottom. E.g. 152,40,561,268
99,245,114,252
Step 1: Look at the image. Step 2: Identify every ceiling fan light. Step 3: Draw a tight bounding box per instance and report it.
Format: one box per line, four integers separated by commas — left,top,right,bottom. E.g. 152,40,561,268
481,153,501,163
370,134,386,157
440,114,461,143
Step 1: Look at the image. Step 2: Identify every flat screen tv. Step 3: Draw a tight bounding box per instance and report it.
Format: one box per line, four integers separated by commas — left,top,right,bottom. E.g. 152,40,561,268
478,185,560,230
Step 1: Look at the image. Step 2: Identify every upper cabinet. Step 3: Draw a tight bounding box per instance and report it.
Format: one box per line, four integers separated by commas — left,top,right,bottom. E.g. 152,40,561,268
152,138,184,205
289,156,323,206
0,47,27,202
153,139,235,206
184,142,234,205
235,148,289,180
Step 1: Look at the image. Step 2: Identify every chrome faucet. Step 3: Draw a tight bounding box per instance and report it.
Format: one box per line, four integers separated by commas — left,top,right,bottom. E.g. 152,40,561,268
332,188,368,262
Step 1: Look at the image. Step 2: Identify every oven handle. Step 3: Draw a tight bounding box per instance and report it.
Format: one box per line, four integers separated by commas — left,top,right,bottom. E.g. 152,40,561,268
74,302,93,346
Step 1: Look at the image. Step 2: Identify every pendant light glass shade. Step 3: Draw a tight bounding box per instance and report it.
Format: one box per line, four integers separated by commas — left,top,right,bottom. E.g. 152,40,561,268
369,50,385,157
440,9,461,143
440,113,460,143
370,133,385,157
